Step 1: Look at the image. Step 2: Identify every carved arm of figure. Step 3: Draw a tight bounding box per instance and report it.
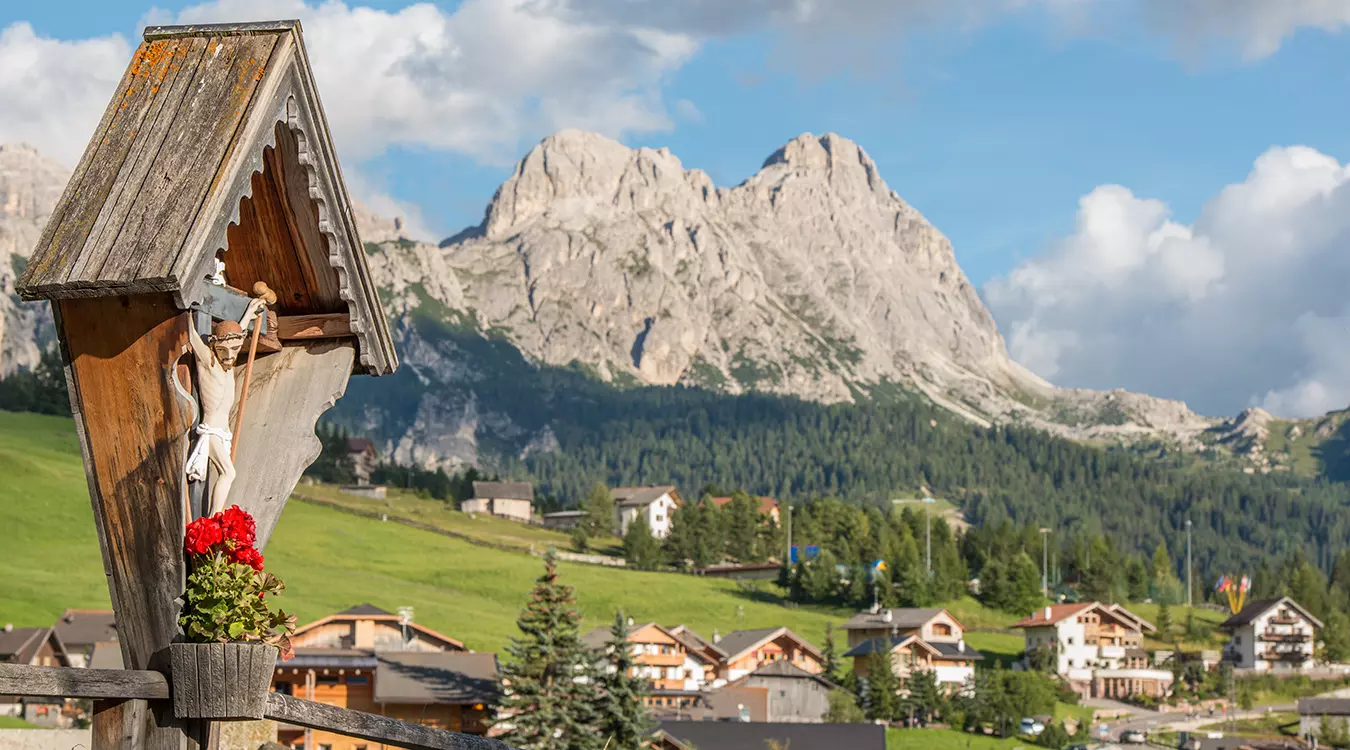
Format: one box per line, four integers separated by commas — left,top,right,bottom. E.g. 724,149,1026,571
239,296,267,332
187,318,213,364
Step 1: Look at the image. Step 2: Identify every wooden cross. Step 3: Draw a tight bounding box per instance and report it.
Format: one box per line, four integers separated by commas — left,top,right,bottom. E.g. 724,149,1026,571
0,18,517,750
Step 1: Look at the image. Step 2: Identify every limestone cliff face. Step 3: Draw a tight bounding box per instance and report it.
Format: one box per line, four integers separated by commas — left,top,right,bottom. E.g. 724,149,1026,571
365,130,1215,465
0,144,64,375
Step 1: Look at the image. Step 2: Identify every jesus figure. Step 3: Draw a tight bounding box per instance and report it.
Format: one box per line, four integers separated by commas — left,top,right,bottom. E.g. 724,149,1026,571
186,297,267,515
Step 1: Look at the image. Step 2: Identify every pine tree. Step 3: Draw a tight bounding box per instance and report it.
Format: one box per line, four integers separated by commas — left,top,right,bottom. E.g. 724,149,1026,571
725,491,762,562
595,610,651,750
1157,600,1173,644
822,623,841,683
622,515,663,570
583,482,616,538
864,650,898,722
495,551,602,750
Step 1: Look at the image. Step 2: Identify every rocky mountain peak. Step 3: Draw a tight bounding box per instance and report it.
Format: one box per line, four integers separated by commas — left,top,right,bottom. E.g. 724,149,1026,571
759,132,888,200
483,129,715,240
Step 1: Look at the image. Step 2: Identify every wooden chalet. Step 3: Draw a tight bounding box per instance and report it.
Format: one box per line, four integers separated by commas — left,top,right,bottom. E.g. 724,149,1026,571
0,19,510,750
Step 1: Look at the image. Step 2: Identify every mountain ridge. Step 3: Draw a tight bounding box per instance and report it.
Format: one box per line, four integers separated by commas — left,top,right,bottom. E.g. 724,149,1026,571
0,130,1314,471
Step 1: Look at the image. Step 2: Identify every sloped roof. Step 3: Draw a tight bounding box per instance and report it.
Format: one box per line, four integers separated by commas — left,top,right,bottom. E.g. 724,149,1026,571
842,635,940,659
472,481,534,501
841,607,956,631
930,641,984,661
374,652,499,704
668,625,727,661
293,605,466,651
15,20,395,375
1010,603,1095,628
53,609,117,649
87,641,125,670
347,438,375,454
735,659,838,689
339,603,394,616
0,627,67,666
613,486,681,508
1221,596,1323,629
716,627,821,663
707,496,780,514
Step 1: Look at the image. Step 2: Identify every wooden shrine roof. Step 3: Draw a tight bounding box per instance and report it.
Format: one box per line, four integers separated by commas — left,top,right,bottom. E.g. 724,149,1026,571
16,20,396,375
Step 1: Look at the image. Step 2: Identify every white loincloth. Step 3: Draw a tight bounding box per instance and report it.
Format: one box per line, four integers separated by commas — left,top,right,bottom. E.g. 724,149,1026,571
186,424,233,483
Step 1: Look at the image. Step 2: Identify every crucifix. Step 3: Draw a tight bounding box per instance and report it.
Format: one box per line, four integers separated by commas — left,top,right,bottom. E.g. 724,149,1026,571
1,19,432,750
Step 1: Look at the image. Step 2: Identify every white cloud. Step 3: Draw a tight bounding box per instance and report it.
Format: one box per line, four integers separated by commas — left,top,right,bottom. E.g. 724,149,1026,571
145,0,698,164
1141,0,1350,60
985,146,1350,418
0,23,130,166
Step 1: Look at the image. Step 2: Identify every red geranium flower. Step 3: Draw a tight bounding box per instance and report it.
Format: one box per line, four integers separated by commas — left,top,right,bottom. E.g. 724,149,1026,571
184,516,224,556
232,545,265,572
219,505,256,549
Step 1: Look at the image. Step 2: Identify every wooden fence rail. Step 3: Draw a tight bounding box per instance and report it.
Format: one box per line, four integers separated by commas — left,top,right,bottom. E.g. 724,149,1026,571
0,664,514,750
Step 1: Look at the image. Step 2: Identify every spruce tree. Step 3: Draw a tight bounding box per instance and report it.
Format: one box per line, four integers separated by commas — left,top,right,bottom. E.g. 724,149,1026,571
822,623,841,683
1157,600,1173,643
725,491,762,561
864,650,898,721
495,551,602,750
596,610,651,750
623,515,663,570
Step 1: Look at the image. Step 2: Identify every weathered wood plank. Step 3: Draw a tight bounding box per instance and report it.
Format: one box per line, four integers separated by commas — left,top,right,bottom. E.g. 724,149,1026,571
144,21,299,40
101,33,280,286
59,294,196,750
19,38,188,293
0,664,168,699
276,313,351,340
271,120,342,307
223,154,320,315
226,340,354,549
264,693,513,750
66,36,212,287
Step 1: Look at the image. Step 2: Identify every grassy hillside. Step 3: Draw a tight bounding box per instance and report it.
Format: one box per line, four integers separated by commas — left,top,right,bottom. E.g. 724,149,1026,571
2,410,1225,663
0,411,858,652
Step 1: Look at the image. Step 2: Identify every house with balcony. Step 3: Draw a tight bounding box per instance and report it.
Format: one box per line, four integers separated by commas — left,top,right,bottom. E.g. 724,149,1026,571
713,627,824,682
272,604,495,749
839,607,981,689
1220,596,1321,671
583,621,718,709
1011,602,1172,699
840,607,967,649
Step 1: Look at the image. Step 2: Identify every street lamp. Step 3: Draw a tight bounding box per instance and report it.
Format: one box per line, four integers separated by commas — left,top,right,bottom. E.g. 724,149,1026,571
894,496,937,575
1039,528,1051,598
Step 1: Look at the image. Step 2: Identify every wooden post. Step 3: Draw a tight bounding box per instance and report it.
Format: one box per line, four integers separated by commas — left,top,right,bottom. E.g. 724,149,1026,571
56,295,199,750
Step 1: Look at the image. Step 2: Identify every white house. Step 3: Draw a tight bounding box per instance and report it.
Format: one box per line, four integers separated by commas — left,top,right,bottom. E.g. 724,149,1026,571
1220,596,1321,671
1012,602,1173,699
613,486,683,539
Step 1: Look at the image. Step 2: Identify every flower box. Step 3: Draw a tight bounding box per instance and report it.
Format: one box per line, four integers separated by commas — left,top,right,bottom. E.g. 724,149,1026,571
170,642,279,719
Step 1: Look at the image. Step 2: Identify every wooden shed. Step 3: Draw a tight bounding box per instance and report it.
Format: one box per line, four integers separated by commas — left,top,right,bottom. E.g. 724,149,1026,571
12,20,402,750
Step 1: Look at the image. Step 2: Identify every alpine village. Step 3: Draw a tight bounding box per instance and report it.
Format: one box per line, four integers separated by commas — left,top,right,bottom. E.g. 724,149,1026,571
4,10,1350,750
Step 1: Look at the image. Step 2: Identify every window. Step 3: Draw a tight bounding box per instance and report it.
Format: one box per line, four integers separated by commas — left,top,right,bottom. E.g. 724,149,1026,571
347,675,369,685
320,745,332,750
1067,637,1075,645
933,623,953,636
273,682,293,695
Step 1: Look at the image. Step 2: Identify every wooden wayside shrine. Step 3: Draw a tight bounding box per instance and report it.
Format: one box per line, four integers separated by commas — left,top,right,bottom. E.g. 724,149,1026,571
1,19,512,750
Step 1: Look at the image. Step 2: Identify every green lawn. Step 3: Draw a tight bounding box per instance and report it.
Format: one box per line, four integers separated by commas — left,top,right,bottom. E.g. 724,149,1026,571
1195,712,1298,737
0,410,1038,660
293,481,623,557
0,411,853,652
0,716,40,729
1124,602,1230,651
887,728,1037,750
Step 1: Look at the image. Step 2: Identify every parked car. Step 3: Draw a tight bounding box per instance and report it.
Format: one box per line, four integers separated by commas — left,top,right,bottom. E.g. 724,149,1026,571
1066,744,1089,750
1021,718,1046,736
1120,730,1147,744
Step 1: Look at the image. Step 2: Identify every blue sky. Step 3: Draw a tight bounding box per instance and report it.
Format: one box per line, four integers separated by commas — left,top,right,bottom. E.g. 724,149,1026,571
5,1,1350,416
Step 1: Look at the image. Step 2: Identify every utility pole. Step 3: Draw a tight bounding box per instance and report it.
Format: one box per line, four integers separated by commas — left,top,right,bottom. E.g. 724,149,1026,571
1186,518,1193,608
1040,528,1051,598
893,495,936,576
924,496,934,575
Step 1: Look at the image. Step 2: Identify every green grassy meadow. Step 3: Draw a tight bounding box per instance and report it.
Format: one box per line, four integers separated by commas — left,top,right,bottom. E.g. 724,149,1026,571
0,410,1026,658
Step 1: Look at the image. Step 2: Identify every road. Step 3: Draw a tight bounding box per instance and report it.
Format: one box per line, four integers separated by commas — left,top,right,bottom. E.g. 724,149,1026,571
1085,700,1295,744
